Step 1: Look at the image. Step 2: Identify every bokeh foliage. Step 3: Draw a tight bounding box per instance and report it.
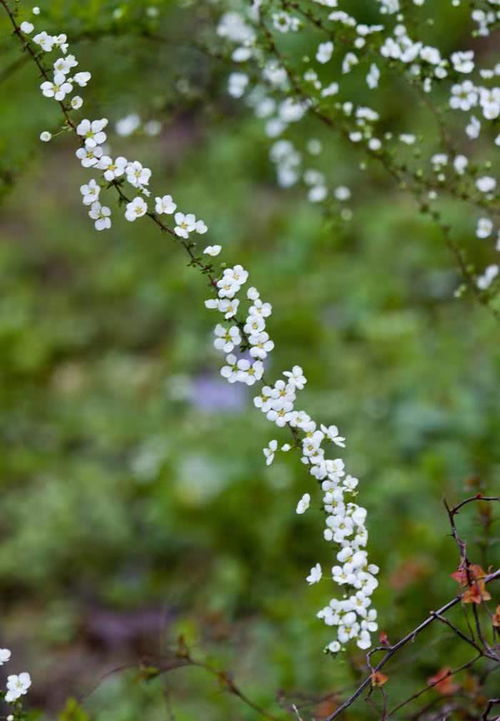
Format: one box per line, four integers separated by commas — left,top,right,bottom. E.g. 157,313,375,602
0,1,499,719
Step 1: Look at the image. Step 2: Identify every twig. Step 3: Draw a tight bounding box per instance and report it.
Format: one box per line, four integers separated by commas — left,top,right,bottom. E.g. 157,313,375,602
482,698,500,721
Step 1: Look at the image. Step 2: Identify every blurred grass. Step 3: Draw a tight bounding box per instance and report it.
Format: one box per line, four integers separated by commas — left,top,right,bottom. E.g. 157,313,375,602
0,1,499,719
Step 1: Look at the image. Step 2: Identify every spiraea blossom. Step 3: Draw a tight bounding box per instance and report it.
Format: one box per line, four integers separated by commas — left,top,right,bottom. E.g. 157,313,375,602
11,3,381,654
0,647,31,705
215,0,500,298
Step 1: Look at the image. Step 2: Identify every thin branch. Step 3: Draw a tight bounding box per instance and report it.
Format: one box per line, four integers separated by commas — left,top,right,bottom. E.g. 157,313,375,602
387,653,482,717
324,568,500,721
482,698,500,721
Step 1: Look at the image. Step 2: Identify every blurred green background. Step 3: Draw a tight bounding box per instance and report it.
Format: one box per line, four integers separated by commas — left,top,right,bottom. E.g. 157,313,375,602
0,1,499,719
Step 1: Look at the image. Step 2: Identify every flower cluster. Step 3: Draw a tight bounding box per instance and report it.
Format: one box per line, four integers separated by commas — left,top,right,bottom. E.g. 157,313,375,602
208,275,272,387
0,647,31,705
206,267,378,651
27,18,208,239
216,0,499,294
14,2,380,655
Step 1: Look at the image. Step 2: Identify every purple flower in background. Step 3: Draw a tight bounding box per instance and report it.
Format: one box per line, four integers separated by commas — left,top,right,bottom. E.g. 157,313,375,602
189,374,247,411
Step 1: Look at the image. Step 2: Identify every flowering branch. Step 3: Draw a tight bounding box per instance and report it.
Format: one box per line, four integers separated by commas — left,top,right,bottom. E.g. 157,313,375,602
321,494,499,720
1,2,499,718
216,0,500,312
1,0,379,662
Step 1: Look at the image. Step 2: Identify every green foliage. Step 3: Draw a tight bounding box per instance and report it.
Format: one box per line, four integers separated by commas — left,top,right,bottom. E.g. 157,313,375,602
0,1,498,720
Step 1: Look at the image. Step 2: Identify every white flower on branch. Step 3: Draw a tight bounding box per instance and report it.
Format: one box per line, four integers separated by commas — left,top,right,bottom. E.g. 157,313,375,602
125,197,148,222
5,673,31,703
296,493,311,514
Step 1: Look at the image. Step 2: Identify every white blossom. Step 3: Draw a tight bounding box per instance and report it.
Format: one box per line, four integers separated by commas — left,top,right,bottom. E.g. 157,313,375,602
296,493,311,514
89,201,111,231
203,245,222,256
263,439,278,466
125,196,148,222
155,194,177,215
5,673,31,703
0,649,11,665
316,41,334,64
80,179,100,206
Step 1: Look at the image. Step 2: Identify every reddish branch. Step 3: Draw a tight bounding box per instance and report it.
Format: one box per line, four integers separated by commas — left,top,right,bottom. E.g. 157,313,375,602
325,495,499,720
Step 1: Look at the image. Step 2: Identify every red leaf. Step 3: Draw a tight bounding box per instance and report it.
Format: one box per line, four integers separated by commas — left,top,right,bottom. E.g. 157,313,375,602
427,667,459,695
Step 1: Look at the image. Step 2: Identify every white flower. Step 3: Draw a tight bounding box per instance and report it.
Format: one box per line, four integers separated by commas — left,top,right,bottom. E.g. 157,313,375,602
174,212,197,238
205,298,240,319
70,96,83,110
466,115,481,139
228,72,249,98
283,365,307,390
309,185,327,203
125,196,148,222
236,358,264,385
366,63,380,89
5,673,31,703
244,315,265,335
40,131,52,142
53,33,68,53
263,439,278,465
53,54,77,75
98,155,128,181
479,87,500,120
125,161,152,190
76,145,103,168
356,631,372,650
0,649,11,665
33,31,56,52
80,179,100,206
195,219,208,234
420,45,441,65
213,324,241,354
203,245,221,257
249,298,272,318
342,52,358,74
431,153,448,169
40,72,73,101
326,641,341,653
316,41,334,64
296,493,311,514
73,71,91,87
477,264,499,290
273,11,300,33
116,114,141,137
450,81,478,112
76,118,107,148
476,176,496,194
453,155,468,174
217,12,255,44
220,353,239,383
476,217,493,239
217,265,248,298
20,21,34,34
322,82,339,97
89,202,111,231
320,424,346,447
249,331,274,360
155,195,177,215
451,50,474,74
306,563,322,584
